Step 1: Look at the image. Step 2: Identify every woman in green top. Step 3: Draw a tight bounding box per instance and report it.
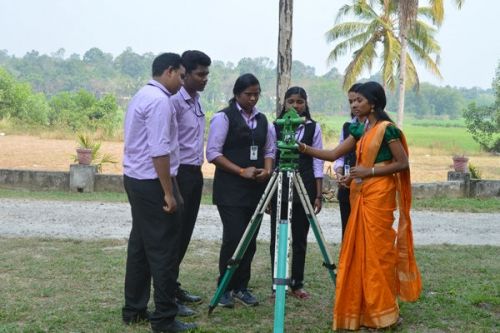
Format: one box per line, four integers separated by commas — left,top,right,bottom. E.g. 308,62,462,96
298,81,407,181
298,81,421,330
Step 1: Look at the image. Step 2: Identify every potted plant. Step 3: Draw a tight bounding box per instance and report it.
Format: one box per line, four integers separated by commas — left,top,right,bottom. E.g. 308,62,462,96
74,133,117,172
452,154,469,173
76,134,93,165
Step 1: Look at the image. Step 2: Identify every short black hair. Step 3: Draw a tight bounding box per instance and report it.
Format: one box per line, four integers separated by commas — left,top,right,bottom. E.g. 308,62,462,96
181,50,211,73
152,53,182,77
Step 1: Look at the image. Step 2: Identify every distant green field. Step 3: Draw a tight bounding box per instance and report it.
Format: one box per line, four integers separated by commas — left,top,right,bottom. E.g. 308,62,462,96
312,114,480,154
404,125,480,153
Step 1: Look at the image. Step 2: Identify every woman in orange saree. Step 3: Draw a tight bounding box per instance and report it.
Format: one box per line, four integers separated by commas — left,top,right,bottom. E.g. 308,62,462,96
298,81,422,330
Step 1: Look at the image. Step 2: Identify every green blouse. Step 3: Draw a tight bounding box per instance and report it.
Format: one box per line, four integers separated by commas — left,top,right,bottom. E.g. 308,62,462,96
349,122,401,163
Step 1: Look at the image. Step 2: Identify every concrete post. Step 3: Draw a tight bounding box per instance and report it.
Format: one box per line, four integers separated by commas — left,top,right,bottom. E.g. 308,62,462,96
70,164,97,192
447,171,471,197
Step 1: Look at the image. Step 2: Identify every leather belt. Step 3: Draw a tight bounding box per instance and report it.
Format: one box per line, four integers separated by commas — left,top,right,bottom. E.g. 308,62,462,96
179,164,202,172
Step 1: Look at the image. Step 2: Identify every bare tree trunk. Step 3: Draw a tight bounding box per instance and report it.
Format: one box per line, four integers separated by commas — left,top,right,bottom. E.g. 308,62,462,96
276,0,293,116
397,31,407,129
397,0,418,129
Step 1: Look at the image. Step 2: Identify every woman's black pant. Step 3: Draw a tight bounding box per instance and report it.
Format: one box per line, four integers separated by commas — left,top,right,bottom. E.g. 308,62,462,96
337,186,351,238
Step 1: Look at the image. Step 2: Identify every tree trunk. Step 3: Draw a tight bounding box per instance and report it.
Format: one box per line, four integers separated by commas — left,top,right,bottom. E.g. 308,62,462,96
397,0,418,129
276,0,293,116
397,31,407,129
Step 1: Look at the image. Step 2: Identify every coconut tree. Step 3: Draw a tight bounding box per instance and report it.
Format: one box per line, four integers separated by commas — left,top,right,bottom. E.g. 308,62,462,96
326,0,441,95
327,0,397,90
396,0,417,127
396,0,465,127
427,0,465,26
326,0,468,127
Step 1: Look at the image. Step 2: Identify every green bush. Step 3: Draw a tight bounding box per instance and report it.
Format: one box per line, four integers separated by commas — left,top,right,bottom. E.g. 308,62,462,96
464,102,500,153
0,67,50,125
468,163,482,179
49,90,121,135
463,61,500,153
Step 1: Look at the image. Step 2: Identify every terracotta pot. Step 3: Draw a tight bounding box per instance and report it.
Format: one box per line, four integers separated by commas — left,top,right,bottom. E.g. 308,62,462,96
76,148,92,165
452,156,469,173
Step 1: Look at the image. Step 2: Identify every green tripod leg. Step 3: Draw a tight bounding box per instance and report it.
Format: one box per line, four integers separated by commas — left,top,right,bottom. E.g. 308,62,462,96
273,171,294,333
208,171,279,315
293,172,337,283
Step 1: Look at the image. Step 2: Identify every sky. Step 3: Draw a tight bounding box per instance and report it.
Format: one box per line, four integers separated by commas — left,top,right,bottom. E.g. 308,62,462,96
1,0,499,89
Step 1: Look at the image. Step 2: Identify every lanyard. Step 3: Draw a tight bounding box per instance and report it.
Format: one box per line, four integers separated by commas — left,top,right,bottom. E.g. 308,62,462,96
296,124,305,143
249,117,256,145
147,83,169,97
186,97,204,118
243,112,256,145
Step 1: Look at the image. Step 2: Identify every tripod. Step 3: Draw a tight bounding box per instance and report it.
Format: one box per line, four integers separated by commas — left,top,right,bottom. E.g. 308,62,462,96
208,152,337,333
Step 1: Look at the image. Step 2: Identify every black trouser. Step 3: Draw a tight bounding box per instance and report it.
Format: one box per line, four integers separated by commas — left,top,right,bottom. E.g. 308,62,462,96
175,164,203,289
338,187,351,239
122,175,182,330
217,205,260,292
270,200,310,291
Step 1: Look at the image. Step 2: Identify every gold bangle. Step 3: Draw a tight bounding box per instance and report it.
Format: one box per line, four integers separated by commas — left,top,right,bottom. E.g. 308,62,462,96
301,143,307,153
240,168,244,175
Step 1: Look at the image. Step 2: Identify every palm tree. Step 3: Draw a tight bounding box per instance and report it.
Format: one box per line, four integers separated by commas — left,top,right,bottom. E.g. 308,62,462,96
396,0,418,127
396,0,465,127
325,0,443,127
427,0,465,26
326,0,441,90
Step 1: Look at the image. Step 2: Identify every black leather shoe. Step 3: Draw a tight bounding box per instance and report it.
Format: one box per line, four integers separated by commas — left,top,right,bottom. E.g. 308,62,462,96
176,288,202,304
152,319,198,333
177,302,196,317
122,310,150,325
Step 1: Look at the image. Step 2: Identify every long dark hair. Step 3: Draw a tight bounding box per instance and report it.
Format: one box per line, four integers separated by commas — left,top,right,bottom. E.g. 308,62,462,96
277,86,312,121
348,83,362,93
355,81,394,123
228,73,261,105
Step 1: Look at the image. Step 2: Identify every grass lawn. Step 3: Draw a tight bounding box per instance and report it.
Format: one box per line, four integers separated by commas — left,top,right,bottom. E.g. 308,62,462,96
0,238,498,333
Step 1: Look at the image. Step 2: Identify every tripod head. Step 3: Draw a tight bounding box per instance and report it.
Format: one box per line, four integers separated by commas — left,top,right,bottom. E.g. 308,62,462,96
275,107,304,171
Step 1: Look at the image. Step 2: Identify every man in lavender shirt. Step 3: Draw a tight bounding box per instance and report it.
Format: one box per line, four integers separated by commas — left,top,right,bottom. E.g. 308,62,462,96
122,53,197,333
170,50,211,313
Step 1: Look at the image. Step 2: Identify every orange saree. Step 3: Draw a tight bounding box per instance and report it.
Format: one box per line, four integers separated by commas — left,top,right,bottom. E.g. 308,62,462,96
333,121,422,330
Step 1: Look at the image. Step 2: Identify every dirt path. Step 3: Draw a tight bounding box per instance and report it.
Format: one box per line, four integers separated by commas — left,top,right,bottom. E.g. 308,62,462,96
0,198,498,245
1,135,499,182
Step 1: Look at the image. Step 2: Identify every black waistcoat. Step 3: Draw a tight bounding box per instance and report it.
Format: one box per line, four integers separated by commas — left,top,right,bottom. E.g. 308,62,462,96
274,121,317,203
337,121,357,202
342,121,357,168
213,104,268,207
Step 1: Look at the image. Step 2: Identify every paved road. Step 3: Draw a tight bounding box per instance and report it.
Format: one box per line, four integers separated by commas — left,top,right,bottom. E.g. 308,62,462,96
1,199,498,245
